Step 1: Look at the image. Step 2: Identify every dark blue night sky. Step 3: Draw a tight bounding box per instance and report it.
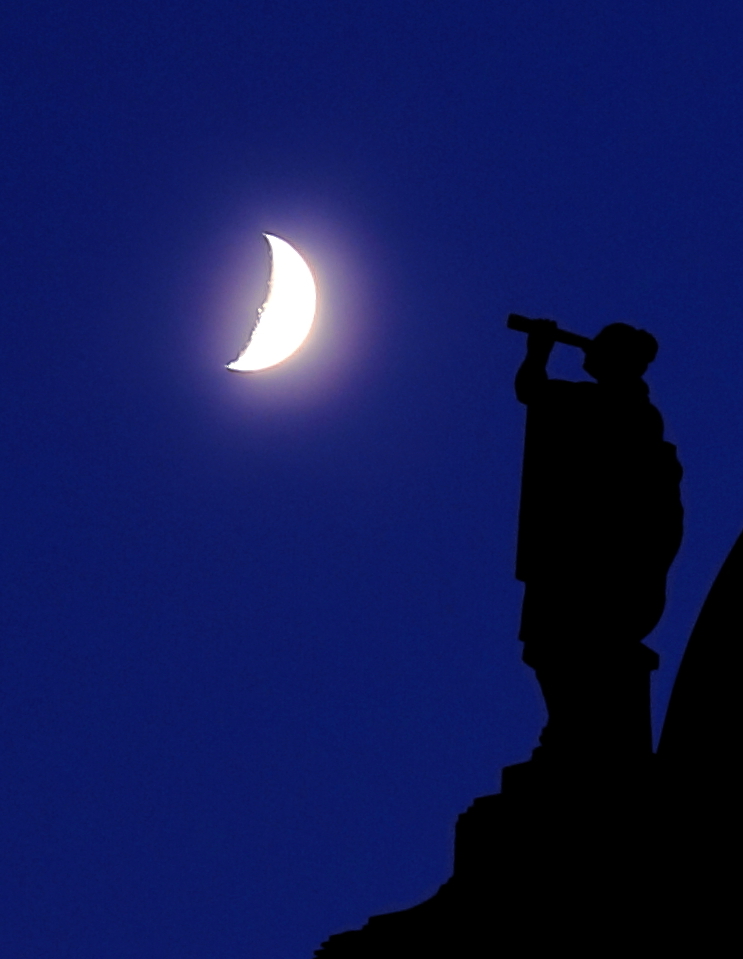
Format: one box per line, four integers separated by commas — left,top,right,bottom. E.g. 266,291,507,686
2,3,742,956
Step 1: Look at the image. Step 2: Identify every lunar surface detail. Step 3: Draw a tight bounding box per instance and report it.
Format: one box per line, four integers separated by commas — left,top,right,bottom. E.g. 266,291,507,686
226,234,317,373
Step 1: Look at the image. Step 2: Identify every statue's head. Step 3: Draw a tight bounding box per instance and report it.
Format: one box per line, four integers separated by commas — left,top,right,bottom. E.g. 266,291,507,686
583,323,658,383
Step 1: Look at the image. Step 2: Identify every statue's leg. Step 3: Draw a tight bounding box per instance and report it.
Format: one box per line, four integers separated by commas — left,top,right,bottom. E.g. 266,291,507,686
520,579,660,764
532,657,592,757
520,580,592,758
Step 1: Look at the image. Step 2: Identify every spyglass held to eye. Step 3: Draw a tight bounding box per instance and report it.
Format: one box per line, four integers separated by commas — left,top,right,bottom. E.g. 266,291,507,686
507,313,592,351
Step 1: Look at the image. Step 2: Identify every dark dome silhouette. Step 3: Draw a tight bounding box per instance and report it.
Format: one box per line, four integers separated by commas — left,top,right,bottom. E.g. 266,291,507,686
658,527,742,783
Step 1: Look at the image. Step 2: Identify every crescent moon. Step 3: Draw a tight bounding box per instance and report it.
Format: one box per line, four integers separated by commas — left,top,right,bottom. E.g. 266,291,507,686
226,234,317,373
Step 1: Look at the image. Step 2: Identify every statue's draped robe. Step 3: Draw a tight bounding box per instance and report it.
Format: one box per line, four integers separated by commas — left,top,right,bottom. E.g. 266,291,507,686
517,378,683,669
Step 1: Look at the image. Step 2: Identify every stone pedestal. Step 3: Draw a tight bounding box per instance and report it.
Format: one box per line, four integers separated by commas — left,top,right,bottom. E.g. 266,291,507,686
313,754,725,957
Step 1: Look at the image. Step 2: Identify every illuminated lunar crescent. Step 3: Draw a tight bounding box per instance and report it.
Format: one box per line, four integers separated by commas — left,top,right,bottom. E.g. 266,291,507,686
226,234,317,373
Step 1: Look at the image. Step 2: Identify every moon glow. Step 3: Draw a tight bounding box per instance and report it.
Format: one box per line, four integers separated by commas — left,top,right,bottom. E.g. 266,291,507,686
226,234,317,373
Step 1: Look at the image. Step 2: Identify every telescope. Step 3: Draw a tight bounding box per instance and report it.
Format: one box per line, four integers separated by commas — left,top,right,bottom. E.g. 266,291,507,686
507,313,592,350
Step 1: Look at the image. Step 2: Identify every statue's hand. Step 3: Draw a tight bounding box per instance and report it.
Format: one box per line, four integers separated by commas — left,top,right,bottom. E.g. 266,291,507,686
526,319,558,355
528,318,558,338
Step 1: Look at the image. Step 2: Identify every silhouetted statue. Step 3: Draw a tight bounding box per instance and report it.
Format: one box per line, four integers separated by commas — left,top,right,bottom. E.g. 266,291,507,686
314,317,737,959
514,318,683,763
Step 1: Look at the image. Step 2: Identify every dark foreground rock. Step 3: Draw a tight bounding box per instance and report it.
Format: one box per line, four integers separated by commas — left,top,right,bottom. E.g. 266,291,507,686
314,755,732,956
